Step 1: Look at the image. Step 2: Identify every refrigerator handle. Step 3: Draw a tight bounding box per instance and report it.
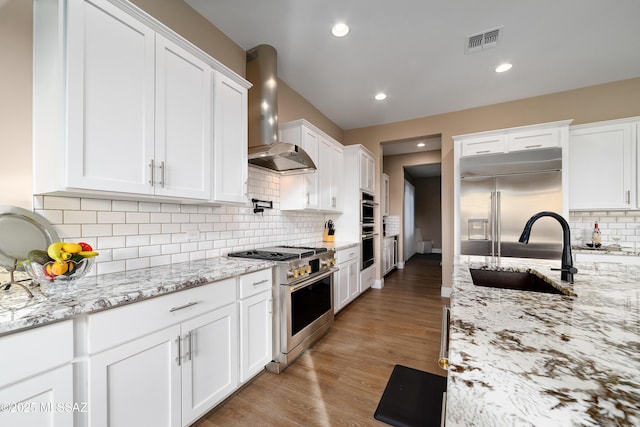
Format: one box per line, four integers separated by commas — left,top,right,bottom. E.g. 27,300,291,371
496,191,501,257
490,191,496,256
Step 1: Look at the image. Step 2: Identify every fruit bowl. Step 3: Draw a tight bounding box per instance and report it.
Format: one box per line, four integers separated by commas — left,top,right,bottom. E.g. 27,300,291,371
23,258,95,295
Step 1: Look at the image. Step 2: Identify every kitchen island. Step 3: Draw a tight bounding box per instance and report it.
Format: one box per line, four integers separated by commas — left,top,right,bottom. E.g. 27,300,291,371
447,256,639,426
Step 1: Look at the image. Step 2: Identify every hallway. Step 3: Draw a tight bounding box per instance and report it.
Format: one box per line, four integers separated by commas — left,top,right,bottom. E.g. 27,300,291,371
196,253,449,426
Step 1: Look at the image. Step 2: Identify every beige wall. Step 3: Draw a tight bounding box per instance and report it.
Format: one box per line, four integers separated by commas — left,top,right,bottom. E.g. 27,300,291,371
1,0,33,209
278,80,344,142
345,77,640,290
130,0,246,76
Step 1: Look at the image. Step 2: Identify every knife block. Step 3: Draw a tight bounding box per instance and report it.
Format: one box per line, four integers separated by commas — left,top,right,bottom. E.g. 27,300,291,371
323,228,335,242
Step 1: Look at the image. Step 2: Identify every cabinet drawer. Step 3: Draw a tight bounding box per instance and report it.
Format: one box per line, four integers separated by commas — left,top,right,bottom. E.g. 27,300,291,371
87,278,236,354
460,135,505,157
507,128,559,151
0,320,73,388
336,246,359,264
239,268,273,299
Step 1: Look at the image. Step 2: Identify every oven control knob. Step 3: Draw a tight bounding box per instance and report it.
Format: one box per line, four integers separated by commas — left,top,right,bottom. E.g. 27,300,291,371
290,268,298,278
305,265,311,274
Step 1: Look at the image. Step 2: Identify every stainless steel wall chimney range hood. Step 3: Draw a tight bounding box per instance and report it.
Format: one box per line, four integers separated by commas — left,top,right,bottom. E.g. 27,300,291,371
246,44,316,174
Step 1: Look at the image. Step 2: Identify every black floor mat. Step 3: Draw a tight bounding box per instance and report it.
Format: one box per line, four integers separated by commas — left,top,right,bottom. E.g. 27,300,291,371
374,365,447,427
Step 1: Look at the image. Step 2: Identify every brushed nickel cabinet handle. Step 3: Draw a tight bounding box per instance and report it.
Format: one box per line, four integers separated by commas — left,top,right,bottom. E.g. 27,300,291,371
169,301,198,312
524,144,542,149
176,335,182,366
159,161,166,188
476,150,490,154
149,159,155,186
252,279,269,287
627,190,631,205
186,331,193,361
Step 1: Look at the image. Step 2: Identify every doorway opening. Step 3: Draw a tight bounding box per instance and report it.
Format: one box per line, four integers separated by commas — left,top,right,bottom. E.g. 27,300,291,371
381,135,442,272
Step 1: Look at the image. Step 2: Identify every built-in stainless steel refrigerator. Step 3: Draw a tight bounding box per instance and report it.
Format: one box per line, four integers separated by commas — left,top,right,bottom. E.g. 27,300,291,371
459,149,563,260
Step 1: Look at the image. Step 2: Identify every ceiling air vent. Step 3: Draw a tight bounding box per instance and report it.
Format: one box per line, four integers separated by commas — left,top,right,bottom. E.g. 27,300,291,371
465,27,503,54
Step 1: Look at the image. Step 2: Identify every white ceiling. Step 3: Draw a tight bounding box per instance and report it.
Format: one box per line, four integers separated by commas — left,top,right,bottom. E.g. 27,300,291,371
186,0,640,131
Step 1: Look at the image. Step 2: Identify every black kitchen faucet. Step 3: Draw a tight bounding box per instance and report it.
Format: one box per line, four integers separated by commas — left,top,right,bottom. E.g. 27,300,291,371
518,211,578,284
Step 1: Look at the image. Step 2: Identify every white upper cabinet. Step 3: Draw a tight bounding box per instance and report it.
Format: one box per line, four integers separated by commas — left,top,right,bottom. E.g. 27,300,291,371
212,73,249,204
359,150,375,194
279,120,343,212
154,35,212,200
569,119,637,210
62,0,157,195
457,120,568,158
319,136,343,212
33,0,250,203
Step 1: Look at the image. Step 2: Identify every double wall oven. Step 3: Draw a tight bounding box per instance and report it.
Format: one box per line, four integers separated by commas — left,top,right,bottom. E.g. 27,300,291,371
228,246,337,372
361,192,377,270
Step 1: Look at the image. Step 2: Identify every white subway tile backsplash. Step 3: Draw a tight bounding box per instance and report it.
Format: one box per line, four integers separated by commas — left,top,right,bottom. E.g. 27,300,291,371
98,211,126,224
81,198,111,211
33,168,326,274
44,196,81,210
112,200,138,211
112,247,139,261
113,224,139,236
138,202,161,212
82,224,112,237
139,223,162,234
126,212,150,223
139,245,161,257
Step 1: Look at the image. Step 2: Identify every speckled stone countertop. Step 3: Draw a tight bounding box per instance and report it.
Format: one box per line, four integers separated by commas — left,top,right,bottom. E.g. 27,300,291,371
446,256,640,426
0,257,274,336
572,245,640,256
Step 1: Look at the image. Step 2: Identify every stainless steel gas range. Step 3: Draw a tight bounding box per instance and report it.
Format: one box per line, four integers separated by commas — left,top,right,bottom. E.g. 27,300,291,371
228,246,337,372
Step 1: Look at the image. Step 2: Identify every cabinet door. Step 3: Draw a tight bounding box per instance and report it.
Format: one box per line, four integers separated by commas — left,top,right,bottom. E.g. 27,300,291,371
331,144,344,211
89,324,182,427
318,138,333,210
213,73,248,203
359,151,375,193
301,128,320,208
569,123,634,209
66,0,155,194
181,304,238,426
347,260,360,302
239,291,273,383
382,174,390,216
0,365,74,427
460,134,506,157
155,35,212,200
335,263,350,313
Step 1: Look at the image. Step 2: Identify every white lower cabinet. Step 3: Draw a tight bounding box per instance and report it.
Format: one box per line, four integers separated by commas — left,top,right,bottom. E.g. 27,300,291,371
88,324,183,427
180,305,238,425
0,320,74,427
383,237,398,275
334,246,360,313
238,269,273,383
85,269,271,427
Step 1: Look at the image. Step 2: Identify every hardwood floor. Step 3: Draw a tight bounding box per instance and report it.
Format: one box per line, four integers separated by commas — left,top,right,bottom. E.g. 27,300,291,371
194,253,449,427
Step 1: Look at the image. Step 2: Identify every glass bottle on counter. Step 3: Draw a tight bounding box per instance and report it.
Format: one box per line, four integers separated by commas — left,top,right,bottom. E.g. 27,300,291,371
592,222,602,248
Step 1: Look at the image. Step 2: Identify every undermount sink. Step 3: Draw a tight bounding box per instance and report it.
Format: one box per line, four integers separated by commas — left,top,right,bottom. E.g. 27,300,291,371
469,268,567,295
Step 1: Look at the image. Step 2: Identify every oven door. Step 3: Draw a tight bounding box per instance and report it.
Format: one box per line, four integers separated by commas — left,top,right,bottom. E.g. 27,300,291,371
362,233,375,270
282,269,335,354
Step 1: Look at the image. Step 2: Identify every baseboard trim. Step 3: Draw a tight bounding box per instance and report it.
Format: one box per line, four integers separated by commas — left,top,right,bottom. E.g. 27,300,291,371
373,278,384,289
396,261,405,269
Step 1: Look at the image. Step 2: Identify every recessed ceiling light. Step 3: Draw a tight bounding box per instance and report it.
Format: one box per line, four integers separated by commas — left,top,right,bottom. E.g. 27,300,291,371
374,93,387,101
417,142,426,148
495,63,513,73
331,23,349,37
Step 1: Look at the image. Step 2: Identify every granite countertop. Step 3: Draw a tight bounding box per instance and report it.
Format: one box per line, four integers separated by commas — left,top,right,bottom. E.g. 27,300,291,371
0,257,274,336
446,256,640,426
572,245,640,256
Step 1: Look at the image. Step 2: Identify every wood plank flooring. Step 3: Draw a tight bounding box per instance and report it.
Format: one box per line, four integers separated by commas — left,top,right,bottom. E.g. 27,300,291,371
194,253,449,427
